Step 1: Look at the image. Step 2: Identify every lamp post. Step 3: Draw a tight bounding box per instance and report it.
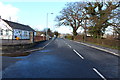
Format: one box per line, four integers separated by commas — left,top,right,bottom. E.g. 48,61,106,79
46,13,53,40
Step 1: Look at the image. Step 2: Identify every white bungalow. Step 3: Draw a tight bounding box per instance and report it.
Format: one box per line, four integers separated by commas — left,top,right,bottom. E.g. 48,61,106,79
0,17,35,40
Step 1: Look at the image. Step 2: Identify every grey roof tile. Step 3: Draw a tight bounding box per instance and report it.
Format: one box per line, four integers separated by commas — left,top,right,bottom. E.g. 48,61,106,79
3,19,35,32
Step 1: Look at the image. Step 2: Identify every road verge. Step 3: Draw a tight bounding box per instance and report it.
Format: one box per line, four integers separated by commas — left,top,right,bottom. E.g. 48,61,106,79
70,40,120,57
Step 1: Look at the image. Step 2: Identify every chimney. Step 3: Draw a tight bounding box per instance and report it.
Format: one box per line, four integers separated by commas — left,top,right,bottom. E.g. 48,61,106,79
9,17,11,21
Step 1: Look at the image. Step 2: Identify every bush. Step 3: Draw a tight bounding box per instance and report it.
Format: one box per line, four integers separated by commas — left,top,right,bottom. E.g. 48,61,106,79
65,35,73,40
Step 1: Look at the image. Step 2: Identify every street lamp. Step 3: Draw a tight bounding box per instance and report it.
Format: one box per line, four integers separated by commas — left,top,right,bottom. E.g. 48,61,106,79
46,13,53,40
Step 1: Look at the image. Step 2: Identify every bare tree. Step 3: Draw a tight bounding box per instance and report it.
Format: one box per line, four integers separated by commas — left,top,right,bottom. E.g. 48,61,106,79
84,2,119,38
112,3,120,39
55,2,86,39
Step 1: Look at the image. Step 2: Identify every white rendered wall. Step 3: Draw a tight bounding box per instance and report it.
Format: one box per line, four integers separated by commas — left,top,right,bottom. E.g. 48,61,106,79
0,19,13,39
13,29,30,39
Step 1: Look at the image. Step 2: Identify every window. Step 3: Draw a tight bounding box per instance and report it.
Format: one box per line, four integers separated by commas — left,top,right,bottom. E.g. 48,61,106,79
24,31,27,36
0,29,3,35
6,30,9,35
18,30,22,36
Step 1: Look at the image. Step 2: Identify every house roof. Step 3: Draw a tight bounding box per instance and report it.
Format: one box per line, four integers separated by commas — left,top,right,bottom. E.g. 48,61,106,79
3,19,35,32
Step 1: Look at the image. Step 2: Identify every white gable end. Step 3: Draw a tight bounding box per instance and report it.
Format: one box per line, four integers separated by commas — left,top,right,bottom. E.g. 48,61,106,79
0,19,13,39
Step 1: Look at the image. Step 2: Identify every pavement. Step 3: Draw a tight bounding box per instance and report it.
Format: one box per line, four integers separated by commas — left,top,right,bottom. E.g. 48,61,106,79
1,39,53,71
1,39,53,57
1,38,120,79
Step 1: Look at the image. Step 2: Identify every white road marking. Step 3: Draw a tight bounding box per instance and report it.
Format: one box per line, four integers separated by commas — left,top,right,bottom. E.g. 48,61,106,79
73,49,84,59
24,40,53,53
93,68,107,80
68,44,72,48
43,40,53,48
65,43,68,45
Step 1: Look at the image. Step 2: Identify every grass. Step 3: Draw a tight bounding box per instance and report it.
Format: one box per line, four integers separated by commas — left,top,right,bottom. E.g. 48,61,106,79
82,41,120,50
74,35,120,50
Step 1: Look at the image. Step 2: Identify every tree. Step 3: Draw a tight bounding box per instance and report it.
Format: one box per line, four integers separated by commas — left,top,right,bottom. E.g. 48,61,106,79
84,2,119,38
47,28,54,37
54,31,59,37
41,28,53,37
111,2,120,39
55,2,86,38
41,28,47,36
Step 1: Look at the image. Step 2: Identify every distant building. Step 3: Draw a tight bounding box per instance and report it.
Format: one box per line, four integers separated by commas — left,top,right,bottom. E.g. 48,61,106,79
34,31,46,42
0,18,35,40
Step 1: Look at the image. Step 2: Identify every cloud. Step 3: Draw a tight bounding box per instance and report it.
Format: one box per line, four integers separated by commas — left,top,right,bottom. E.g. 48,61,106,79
55,26,72,34
0,2,19,21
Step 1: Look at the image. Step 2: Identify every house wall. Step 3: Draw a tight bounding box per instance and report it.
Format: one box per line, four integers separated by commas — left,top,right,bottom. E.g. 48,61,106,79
0,19,34,40
0,19,13,39
13,29,30,39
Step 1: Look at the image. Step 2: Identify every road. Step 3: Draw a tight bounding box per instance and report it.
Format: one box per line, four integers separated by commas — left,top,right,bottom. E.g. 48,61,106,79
2,38,120,79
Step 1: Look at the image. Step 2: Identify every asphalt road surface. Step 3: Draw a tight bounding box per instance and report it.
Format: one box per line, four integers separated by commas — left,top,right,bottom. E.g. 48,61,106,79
2,38,120,79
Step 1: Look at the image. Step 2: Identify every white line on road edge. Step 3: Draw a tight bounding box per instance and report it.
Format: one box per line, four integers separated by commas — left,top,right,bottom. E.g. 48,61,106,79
73,49,84,59
71,40,120,57
43,40,53,48
93,68,107,80
25,40,54,53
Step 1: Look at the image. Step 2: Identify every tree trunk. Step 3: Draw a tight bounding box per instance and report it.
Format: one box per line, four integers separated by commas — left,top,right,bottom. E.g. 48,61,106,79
118,34,120,40
73,29,78,36
73,29,77,40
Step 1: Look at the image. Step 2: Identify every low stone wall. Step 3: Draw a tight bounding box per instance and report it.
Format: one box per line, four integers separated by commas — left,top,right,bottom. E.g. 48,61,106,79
1,42,39,54
1,39,31,45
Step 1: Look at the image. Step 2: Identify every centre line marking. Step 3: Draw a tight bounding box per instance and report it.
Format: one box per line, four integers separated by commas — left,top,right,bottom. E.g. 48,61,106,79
93,68,107,80
73,49,84,59
68,44,72,48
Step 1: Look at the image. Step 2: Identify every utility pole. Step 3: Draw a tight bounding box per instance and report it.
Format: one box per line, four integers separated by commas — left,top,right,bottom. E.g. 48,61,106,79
46,13,53,40
46,13,48,40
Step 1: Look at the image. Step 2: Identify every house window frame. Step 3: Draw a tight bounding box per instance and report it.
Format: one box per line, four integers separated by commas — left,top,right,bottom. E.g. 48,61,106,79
6,29,9,35
24,31,28,36
19,31,22,37
0,29,3,35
